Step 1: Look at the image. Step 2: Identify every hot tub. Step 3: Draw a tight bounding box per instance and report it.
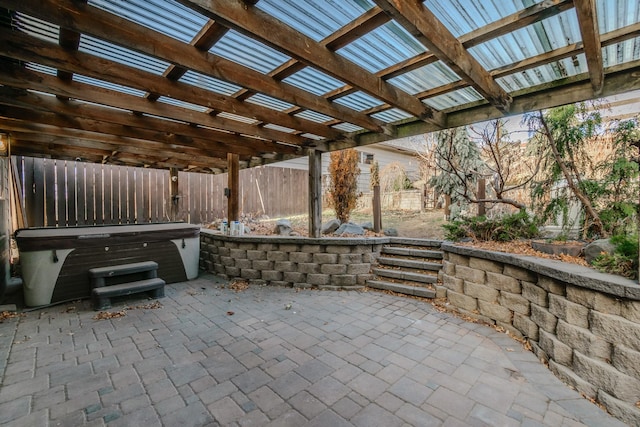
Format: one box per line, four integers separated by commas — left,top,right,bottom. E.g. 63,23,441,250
15,222,200,306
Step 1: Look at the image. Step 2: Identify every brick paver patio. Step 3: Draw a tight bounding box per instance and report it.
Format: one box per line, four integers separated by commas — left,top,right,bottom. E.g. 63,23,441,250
0,274,626,426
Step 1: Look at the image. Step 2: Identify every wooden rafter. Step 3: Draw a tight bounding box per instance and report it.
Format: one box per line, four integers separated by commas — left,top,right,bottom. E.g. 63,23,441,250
574,0,604,94
3,0,386,134
0,27,338,144
178,0,445,127
373,0,512,113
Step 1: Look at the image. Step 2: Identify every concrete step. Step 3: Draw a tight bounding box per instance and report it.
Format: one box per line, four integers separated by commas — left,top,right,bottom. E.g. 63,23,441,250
366,280,436,298
372,267,437,284
377,256,442,271
382,246,443,260
388,238,442,248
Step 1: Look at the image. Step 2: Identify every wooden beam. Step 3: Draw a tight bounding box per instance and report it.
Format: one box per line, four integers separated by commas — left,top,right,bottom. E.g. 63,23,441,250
0,64,304,154
308,149,322,238
178,0,444,127
227,153,240,222
3,0,386,133
0,27,339,143
373,0,512,113
574,0,604,94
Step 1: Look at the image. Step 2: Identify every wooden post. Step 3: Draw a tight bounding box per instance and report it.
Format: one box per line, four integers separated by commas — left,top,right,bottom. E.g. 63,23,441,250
308,149,322,238
227,153,239,222
373,185,381,233
169,167,179,222
444,194,451,220
477,178,486,217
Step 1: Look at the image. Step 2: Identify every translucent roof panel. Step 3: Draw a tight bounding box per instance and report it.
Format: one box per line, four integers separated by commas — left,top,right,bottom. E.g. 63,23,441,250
73,74,147,97
371,108,413,123
597,0,640,32
389,62,460,95
498,55,586,92
209,30,291,74
217,112,260,125
333,91,384,111
14,12,59,43
283,67,346,96
26,63,58,76
156,96,209,113
294,110,334,124
603,37,640,68
263,124,296,133
88,0,207,43
423,87,483,110
180,71,243,96
337,22,426,73
332,122,363,133
79,35,170,75
424,0,540,37
256,0,374,42
245,94,295,112
469,10,581,71
300,133,325,140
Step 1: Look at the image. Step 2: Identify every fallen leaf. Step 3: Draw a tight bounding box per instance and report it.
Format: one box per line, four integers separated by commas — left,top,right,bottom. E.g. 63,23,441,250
227,311,234,316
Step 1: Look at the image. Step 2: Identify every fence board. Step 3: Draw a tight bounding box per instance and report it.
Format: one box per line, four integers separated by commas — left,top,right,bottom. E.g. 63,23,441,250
44,159,56,226
56,161,67,226
68,162,78,226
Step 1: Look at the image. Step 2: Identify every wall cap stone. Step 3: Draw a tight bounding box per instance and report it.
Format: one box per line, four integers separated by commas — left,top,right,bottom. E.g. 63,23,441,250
442,242,639,300
201,229,389,246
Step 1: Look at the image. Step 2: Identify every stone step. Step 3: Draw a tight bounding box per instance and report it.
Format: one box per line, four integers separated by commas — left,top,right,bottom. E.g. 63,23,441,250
382,246,443,260
377,256,442,271
372,268,437,284
366,280,436,298
388,238,442,248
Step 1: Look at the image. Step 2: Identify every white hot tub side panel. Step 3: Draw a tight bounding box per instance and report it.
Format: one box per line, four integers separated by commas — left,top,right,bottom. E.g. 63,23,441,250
22,249,75,306
171,236,200,280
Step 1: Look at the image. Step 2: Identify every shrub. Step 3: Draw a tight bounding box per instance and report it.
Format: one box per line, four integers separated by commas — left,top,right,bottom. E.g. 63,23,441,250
592,234,639,279
328,149,360,223
443,210,539,242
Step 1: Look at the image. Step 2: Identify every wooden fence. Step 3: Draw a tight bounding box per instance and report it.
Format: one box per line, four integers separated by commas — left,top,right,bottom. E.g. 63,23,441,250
13,156,308,228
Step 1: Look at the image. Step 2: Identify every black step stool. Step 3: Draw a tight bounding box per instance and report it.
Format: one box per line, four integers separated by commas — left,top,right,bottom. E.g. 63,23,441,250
90,261,165,310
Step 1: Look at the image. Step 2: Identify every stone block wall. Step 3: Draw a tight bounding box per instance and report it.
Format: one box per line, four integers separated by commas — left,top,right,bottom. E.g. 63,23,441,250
440,243,640,425
199,229,386,289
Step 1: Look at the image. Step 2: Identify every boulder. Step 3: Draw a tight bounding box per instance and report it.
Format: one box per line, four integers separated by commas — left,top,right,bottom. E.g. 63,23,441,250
274,219,293,236
360,222,374,231
321,218,341,235
384,228,398,237
584,238,616,263
334,222,365,236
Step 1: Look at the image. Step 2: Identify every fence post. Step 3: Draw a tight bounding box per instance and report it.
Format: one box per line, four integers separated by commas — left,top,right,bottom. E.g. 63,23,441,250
169,167,179,221
373,185,381,232
308,149,322,238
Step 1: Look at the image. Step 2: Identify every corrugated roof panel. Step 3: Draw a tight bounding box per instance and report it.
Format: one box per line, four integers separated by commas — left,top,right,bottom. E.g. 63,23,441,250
217,112,260,125
597,0,640,32
14,12,59,43
371,108,413,123
180,71,243,96
210,29,291,74
262,124,296,133
295,110,334,123
88,0,207,43
333,91,384,111
79,35,170,75
498,55,586,92
423,87,483,110
283,67,346,96
73,74,147,97
337,22,426,73
25,63,58,76
603,37,640,68
424,0,535,37
332,123,363,132
256,0,374,42
245,94,295,111
389,62,460,94
156,96,209,112
300,133,325,140
469,10,581,71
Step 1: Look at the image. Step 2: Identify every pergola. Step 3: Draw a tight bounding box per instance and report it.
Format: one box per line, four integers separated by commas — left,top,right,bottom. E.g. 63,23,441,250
0,0,639,235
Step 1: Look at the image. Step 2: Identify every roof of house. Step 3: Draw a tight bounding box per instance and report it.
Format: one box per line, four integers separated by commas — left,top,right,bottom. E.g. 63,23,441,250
0,0,639,173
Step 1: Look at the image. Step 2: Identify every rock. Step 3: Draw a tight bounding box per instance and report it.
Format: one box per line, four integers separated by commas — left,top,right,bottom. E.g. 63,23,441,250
274,219,293,236
360,222,373,231
334,222,365,236
321,218,341,235
384,228,398,237
584,239,616,263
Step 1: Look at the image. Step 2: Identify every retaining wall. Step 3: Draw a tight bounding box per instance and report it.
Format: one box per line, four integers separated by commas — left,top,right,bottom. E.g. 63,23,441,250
439,242,640,425
199,229,387,289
